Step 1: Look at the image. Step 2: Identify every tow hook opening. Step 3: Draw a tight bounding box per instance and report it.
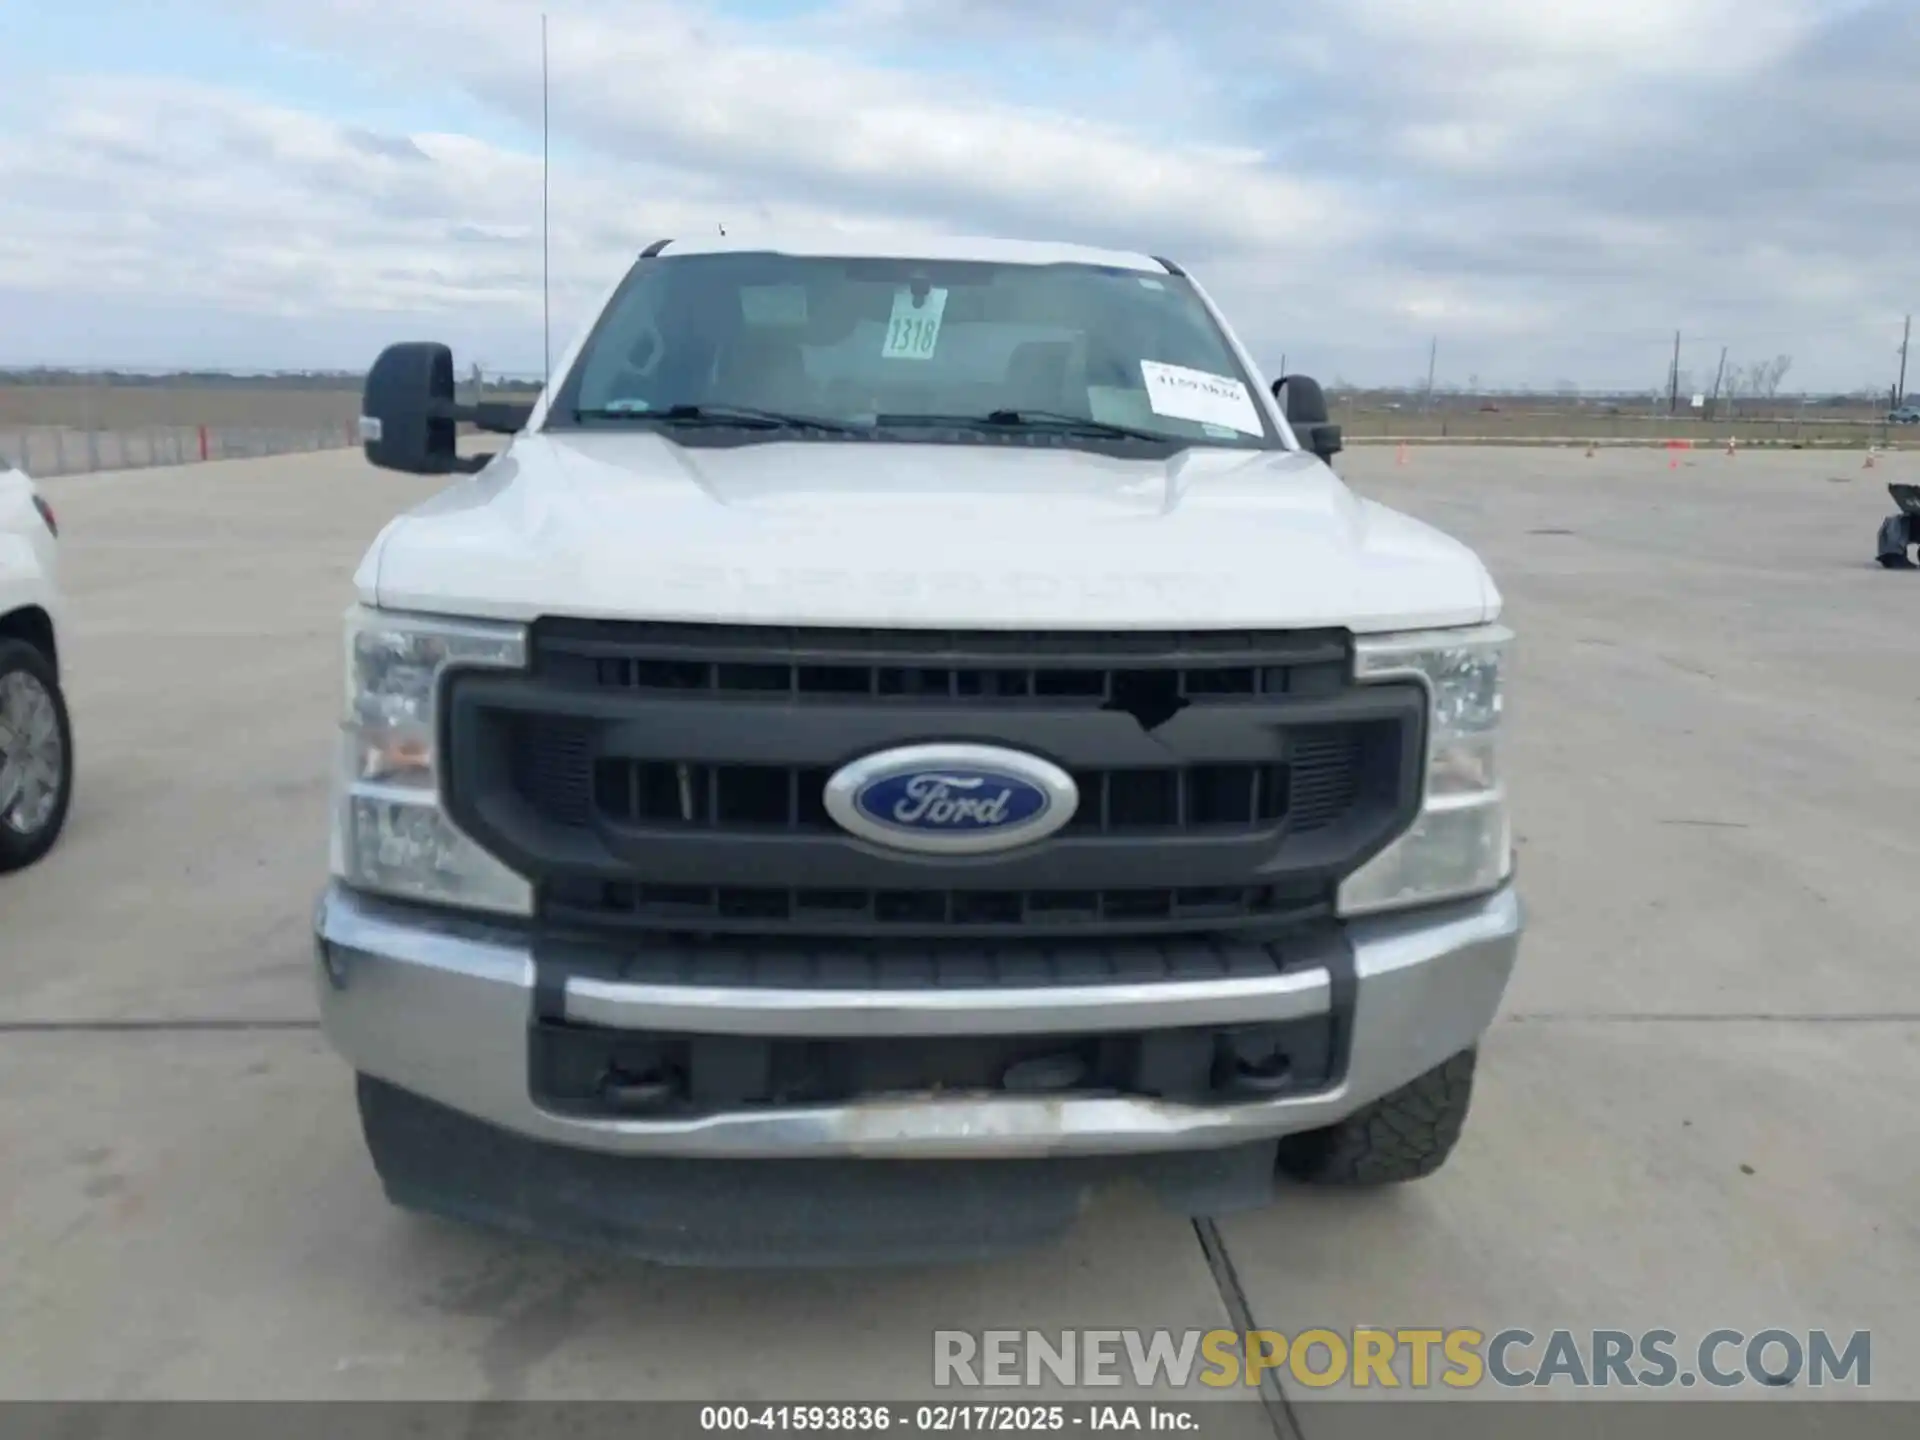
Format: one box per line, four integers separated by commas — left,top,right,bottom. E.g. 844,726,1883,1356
601,1065,684,1114
537,1015,1337,1119
1225,1045,1294,1096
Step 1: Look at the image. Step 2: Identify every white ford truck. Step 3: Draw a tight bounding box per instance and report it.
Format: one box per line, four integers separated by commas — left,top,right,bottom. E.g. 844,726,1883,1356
318,232,1521,1264
0,461,72,872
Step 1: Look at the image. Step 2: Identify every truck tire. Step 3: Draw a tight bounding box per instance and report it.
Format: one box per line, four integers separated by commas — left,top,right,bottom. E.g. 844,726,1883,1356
0,638,74,873
1275,1049,1477,1186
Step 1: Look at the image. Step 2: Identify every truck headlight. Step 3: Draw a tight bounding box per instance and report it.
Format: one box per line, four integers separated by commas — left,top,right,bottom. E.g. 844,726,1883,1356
330,606,532,916
1337,624,1512,917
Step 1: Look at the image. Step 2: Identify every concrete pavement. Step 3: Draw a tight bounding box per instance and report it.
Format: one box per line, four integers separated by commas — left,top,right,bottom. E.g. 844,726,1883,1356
1,443,1914,1414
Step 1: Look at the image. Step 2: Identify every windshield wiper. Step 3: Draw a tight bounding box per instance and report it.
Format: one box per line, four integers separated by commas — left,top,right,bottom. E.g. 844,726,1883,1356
876,410,1175,444
572,403,867,435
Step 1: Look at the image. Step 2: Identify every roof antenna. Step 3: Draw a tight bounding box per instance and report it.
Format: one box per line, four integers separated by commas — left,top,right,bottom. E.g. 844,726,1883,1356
541,11,552,388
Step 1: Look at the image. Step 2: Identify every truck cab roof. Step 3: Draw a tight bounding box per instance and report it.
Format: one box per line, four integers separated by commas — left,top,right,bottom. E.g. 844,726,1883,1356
643,229,1168,275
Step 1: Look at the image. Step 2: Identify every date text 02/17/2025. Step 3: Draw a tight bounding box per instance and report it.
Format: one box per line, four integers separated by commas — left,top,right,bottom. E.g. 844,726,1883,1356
699,1404,1204,1433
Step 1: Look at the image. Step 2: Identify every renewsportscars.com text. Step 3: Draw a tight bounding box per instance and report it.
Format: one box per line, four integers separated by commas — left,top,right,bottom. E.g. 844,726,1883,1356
933,1328,1871,1391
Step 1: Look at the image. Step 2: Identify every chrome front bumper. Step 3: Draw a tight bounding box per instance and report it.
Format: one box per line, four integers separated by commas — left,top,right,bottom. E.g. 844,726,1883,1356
314,883,1522,1160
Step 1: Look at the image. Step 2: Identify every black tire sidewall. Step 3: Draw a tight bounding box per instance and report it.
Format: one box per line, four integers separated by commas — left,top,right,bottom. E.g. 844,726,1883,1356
0,638,75,872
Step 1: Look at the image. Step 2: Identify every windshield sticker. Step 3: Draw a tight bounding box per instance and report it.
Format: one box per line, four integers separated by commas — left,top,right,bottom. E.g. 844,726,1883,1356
1139,360,1263,436
882,286,949,360
740,284,809,327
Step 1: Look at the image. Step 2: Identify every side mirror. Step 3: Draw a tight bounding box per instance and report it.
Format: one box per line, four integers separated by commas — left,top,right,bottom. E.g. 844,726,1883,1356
1272,374,1343,463
360,342,534,476
362,342,463,475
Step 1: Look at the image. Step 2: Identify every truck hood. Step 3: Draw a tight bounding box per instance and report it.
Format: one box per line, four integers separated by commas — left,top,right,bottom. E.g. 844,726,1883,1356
365,432,1496,631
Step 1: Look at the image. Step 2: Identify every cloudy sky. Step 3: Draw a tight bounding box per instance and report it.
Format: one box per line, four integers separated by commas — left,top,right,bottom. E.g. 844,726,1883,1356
1,0,1914,393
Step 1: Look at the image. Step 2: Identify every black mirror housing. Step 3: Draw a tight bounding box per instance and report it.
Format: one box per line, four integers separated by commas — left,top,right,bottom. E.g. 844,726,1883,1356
359,344,532,474
362,342,465,475
1272,374,1342,463
1272,374,1328,426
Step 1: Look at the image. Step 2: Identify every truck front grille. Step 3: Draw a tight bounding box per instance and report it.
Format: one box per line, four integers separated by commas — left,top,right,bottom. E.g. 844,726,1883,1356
511,727,1366,835
444,620,1426,948
539,620,1352,704
542,878,1327,939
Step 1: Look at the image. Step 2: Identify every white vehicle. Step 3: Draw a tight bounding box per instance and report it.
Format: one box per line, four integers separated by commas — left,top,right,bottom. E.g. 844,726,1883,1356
318,232,1522,1264
0,461,72,871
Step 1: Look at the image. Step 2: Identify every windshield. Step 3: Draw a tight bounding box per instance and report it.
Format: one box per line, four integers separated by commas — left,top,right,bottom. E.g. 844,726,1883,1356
548,251,1281,450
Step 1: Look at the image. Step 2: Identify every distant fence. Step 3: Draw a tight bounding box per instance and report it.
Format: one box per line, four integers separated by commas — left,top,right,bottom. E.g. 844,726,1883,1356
0,422,361,478
1336,408,1903,447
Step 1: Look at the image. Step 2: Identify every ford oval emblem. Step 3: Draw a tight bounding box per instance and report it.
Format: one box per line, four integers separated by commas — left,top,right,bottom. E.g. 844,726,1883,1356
823,743,1079,856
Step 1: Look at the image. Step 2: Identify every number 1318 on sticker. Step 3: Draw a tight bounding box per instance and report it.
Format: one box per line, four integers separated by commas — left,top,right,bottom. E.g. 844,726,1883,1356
883,287,948,359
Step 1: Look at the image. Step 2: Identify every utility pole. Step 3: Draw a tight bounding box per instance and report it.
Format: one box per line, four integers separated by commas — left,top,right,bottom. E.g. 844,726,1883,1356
1897,314,1911,409
541,12,552,388
1423,336,1438,412
1709,345,1727,419
1668,329,1681,415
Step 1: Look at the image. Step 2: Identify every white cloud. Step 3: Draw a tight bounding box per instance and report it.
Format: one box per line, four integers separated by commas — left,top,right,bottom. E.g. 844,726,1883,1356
1344,0,1816,69
0,76,915,335
0,0,1913,389
240,0,1352,257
